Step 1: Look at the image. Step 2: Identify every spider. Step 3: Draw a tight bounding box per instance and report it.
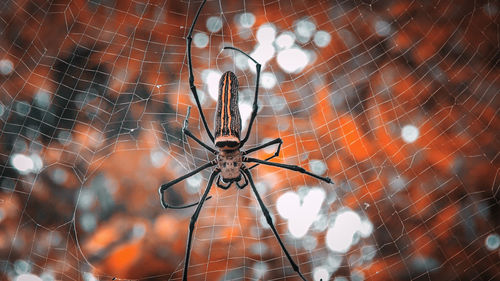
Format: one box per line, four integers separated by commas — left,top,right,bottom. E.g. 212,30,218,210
158,1,332,280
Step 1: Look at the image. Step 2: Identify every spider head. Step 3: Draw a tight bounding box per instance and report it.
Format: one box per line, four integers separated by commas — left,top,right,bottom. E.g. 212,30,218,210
217,150,242,183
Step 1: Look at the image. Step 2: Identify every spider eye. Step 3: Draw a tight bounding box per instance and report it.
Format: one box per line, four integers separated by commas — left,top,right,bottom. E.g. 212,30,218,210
233,162,237,167
223,162,227,167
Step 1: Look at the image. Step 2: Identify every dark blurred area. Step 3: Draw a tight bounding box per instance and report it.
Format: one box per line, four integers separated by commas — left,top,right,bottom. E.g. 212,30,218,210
0,0,499,280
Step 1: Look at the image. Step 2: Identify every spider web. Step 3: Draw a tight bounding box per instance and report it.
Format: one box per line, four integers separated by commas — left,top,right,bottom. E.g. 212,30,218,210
1,0,499,280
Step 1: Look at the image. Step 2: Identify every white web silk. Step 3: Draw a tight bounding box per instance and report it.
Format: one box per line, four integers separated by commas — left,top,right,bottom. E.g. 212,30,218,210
1,1,499,281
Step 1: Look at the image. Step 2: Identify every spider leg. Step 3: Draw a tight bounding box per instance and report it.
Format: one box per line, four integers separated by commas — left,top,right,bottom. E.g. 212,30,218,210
216,175,232,189
244,157,333,184
241,168,308,281
243,137,282,155
183,169,219,281
243,137,283,170
236,172,248,189
183,106,217,154
223,46,261,146
187,0,214,143
159,161,216,209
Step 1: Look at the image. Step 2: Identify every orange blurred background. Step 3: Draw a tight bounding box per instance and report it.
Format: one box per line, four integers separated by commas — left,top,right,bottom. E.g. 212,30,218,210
0,0,499,280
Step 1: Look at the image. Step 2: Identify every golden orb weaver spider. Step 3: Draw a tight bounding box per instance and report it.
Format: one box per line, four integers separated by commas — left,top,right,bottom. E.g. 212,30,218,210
158,1,332,280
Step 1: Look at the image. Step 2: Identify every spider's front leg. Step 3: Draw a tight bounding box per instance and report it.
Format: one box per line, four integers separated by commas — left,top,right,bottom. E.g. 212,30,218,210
182,106,216,154
186,0,214,143
244,157,333,184
243,137,283,170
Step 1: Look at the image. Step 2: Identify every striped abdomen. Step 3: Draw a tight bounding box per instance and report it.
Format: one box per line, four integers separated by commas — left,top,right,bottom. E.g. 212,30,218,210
215,71,241,150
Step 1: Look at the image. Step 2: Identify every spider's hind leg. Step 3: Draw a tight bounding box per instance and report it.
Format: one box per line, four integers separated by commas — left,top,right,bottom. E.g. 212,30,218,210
183,169,219,281
241,168,308,281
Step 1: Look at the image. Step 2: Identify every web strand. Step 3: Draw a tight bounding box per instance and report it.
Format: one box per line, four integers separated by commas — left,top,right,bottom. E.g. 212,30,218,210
0,0,499,281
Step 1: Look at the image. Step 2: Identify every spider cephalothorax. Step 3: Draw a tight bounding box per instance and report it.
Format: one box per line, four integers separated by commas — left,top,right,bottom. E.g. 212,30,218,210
216,149,246,188
158,1,332,280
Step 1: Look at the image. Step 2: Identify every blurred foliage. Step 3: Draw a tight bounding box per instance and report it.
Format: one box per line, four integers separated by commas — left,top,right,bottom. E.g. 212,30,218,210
0,0,499,280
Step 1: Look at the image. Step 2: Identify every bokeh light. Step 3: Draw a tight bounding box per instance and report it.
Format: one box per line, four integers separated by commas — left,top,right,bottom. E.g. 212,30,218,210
14,274,41,281
206,16,223,32
11,154,34,174
277,188,325,238
238,12,255,28
248,43,275,71
275,32,295,50
326,209,364,253
202,69,222,100
14,102,30,116
260,72,277,89
313,266,330,281
238,100,253,131
277,47,309,73
485,233,500,251
0,59,14,75
374,19,392,37
401,124,419,143
313,30,331,47
309,159,327,175
295,18,316,43
193,32,209,48
256,24,277,44
1,1,498,281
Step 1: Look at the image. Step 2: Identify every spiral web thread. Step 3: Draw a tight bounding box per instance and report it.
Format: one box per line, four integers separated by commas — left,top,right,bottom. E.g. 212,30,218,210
0,0,499,280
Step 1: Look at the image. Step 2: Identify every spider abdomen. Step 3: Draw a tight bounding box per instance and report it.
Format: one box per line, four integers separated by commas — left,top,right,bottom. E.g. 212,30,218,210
215,71,241,150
